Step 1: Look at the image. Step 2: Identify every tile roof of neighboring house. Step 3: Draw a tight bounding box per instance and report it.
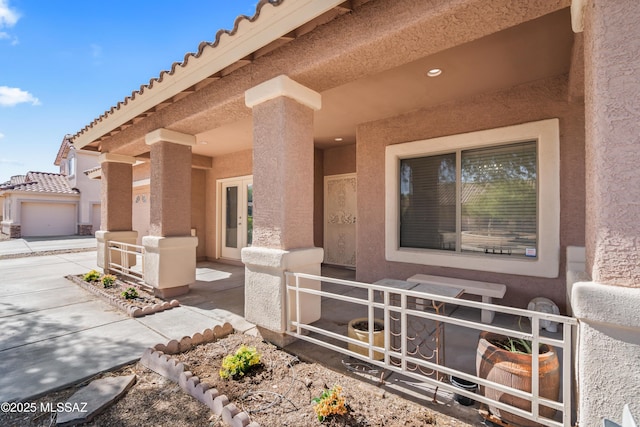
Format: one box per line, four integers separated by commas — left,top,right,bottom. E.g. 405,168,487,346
0,172,79,194
1,175,27,188
71,0,284,144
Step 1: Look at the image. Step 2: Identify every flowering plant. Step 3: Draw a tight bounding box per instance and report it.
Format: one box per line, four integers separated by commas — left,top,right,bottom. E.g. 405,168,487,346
83,270,101,282
102,274,117,288
312,385,348,422
219,345,261,379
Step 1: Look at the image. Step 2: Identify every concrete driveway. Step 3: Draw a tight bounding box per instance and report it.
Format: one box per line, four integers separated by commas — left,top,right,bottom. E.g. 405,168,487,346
0,235,97,258
0,241,253,402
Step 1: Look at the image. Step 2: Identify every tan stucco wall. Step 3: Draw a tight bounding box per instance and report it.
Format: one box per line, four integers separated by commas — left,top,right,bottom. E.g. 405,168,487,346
251,96,315,250
356,75,584,311
204,149,253,260
313,148,324,248
149,141,192,237
584,0,640,287
323,144,356,176
133,161,151,181
192,168,207,260
101,161,133,231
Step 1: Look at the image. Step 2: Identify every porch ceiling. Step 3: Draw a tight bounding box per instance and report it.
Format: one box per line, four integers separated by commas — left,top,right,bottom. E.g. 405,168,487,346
193,7,573,156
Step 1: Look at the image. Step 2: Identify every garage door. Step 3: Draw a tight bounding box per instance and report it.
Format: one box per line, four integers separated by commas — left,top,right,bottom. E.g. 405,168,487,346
21,202,76,237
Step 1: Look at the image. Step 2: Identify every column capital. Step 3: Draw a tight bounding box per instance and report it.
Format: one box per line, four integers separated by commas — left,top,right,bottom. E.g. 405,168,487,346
245,75,321,111
571,0,586,33
145,128,196,146
99,153,137,165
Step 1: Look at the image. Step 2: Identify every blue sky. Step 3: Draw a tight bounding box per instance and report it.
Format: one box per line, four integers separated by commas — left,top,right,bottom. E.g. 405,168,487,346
0,0,259,183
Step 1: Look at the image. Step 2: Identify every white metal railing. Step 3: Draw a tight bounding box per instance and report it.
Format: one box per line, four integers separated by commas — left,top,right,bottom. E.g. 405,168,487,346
285,272,578,427
108,241,144,281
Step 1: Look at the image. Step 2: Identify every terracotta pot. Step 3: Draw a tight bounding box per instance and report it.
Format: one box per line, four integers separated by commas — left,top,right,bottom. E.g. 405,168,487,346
347,318,384,361
476,331,560,427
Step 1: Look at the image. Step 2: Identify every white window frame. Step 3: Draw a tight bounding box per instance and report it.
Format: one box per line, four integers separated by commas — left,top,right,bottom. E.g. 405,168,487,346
385,119,560,278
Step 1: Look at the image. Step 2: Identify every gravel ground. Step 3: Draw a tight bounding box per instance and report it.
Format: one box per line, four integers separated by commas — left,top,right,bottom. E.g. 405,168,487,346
0,334,483,427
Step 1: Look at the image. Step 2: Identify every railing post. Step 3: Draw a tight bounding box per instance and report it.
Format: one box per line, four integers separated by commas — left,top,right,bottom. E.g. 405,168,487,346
368,288,374,360
384,290,390,365
563,323,573,427
401,293,407,371
531,316,540,419
295,274,301,336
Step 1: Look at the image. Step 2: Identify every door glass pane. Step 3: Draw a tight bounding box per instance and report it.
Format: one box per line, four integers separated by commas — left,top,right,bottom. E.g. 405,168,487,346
246,184,253,246
225,186,238,248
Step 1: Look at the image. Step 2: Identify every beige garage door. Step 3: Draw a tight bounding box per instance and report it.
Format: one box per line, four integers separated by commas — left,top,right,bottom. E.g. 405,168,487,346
21,202,76,237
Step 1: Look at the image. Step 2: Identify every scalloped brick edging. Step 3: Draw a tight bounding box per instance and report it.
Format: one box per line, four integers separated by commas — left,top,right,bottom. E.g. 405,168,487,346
66,275,179,317
140,324,259,427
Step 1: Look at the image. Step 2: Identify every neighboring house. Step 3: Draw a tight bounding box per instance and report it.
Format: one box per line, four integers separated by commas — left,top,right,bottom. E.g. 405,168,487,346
0,136,101,238
68,1,639,425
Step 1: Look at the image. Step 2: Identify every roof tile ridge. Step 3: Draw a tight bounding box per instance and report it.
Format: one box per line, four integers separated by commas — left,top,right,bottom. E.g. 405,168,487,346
73,0,285,141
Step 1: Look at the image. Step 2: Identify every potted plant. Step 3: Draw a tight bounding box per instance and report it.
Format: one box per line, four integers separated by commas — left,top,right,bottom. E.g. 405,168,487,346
347,318,385,360
476,331,560,426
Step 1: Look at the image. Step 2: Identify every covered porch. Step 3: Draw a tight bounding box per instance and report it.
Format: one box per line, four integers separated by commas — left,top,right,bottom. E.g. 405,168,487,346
70,1,640,425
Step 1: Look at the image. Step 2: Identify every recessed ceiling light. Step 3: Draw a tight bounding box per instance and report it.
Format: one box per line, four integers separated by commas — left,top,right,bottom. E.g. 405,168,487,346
334,137,343,142
427,68,442,77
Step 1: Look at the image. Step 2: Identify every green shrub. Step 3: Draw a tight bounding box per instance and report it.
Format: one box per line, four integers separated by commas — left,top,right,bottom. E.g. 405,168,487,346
83,270,101,282
101,274,117,288
219,345,261,379
121,287,139,300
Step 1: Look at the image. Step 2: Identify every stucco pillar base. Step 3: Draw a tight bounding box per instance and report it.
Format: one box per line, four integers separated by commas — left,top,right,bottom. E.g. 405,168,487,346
143,236,198,295
242,247,324,338
96,231,138,273
571,282,640,425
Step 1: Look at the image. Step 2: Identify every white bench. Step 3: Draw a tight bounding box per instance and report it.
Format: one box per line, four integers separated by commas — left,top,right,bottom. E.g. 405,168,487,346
406,274,506,324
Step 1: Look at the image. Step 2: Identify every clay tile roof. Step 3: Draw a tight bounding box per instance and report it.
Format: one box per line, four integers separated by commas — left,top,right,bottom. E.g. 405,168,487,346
3,172,79,194
71,0,284,144
0,175,26,189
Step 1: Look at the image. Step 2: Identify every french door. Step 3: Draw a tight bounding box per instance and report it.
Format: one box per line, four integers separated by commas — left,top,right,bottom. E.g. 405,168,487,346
220,177,253,260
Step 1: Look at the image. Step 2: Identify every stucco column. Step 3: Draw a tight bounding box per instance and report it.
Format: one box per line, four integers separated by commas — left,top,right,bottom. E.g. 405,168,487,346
242,75,324,345
95,153,138,272
142,129,198,298
571,1,640,425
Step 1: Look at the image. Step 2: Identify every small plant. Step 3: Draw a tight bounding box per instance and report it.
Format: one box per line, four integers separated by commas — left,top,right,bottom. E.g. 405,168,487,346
121,287,139,300
101,274,117,288
496,337,533,354
219,345,261,379
312,385,348,422
83,270,101,282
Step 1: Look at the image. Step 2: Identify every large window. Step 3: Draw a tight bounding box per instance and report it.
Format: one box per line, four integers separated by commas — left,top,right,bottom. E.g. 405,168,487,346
386,119,559,278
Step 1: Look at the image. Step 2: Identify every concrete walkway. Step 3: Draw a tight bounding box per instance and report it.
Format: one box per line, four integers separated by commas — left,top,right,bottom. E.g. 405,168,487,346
0,247,253,402
0,235,97,258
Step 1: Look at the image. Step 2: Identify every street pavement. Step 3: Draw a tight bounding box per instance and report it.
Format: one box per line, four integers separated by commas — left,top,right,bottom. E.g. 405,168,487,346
0,239,253,402
0,236,97,258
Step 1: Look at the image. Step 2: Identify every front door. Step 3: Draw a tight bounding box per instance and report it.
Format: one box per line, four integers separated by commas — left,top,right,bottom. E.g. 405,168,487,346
220,177,253,260
324,173,357,267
